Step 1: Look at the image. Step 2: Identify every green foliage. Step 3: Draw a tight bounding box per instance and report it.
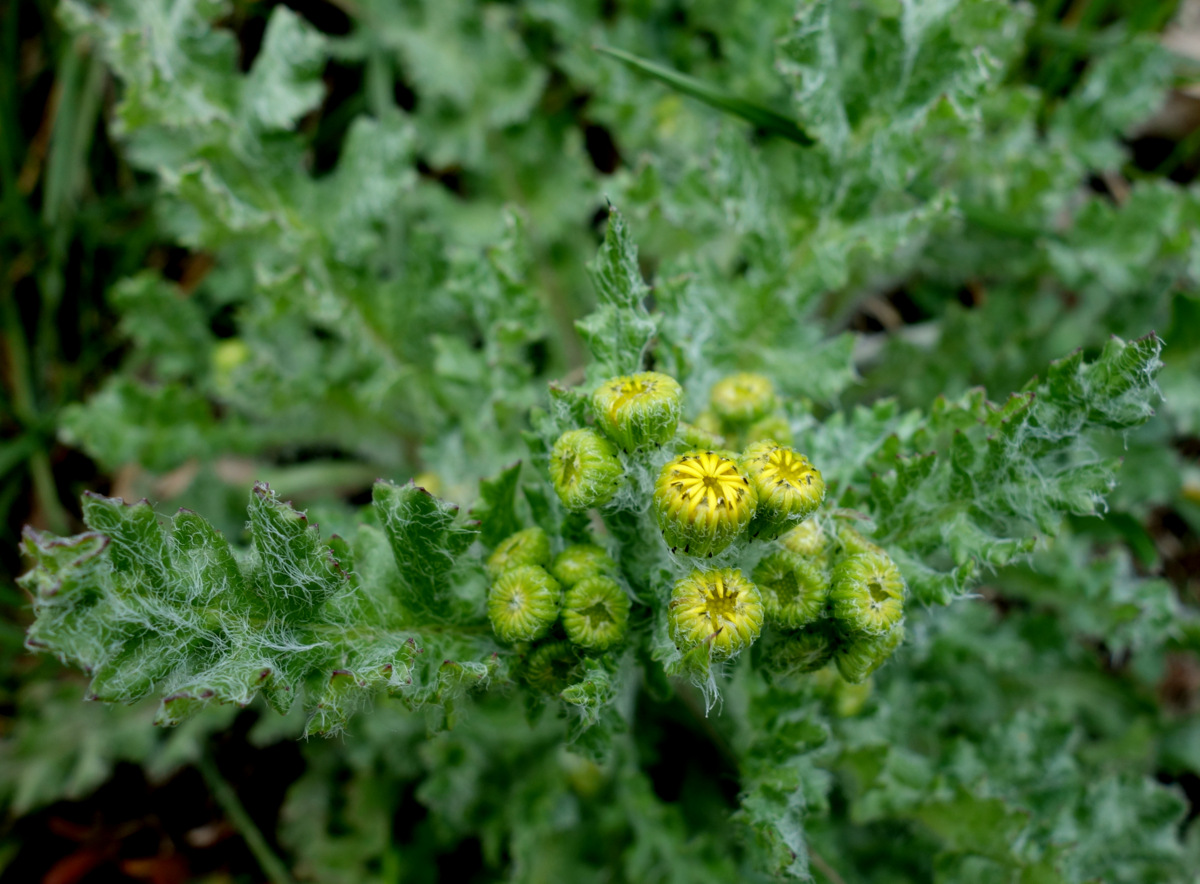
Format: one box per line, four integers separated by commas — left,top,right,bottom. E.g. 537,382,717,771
6,0,1200,881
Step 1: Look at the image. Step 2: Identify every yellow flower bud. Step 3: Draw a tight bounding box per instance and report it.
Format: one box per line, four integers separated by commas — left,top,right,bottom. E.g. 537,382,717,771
829,551,905,636
653,451,757,558
562,576,630,651
741,442,825,540
487,564,561,643
668,568,764,661
752,550,830,629
486,527,552,580
592,372,683,452
709,372,776,426
551,543,615,587
549,429,623,511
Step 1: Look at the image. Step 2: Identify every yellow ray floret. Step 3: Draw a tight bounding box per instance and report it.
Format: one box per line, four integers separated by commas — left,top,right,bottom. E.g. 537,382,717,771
668,568,764,660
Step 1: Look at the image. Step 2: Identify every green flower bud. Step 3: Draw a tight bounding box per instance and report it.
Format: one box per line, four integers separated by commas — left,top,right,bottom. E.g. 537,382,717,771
833,523,885,559
592,372,683,452
487,564,561,643
653,451,757,558
551,543,615,587
668,568,764,661
834,621,905,684
710,373,777,426
780,519,826,557
693,410,724,437
549,428,623,511
562,576,631,651
752,550,830,629
677,421,725,450
761,622,836,677
486,527,552,580
744,414,793,446
741,442,825,540
829,551,905,636
523,640,579,694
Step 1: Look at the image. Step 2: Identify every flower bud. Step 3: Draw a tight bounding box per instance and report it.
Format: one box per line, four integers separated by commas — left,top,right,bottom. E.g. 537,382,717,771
592,372,683,452
523,640,579,694
549,428,623,511
760,622,836,676
780,519,827,558
551,543,615,587
752,550,830,629
833,523,885,559
487,564,561,643
668,568,764,661
741,442,825,540
710,373,776,426
677,421,725,450
744,414,793,446
829,551,905,636
653,451,757,558
834,621,904,684
486,527,552,580
562,576,630,651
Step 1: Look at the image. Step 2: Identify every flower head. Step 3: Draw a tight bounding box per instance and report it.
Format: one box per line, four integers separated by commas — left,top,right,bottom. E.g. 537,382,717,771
668,568,764,660
744,414,793,446
551,543,615,587
486,527,552,580
829,551,905,636
653,451,757,558
592,372,683,452
741,442,825,540
780,519,827,558
487,564,561,643
550,428,623,511
562,576,631,651
709,373,777,426
752,549,830,629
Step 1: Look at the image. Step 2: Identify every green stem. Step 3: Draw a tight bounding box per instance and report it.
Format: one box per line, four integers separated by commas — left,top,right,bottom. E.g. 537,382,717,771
197,749,297,884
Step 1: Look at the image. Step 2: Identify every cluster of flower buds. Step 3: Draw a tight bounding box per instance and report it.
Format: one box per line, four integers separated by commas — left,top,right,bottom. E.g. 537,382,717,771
539,369,906,680
760,521,907,683
682,372,795,451
486,530,630,684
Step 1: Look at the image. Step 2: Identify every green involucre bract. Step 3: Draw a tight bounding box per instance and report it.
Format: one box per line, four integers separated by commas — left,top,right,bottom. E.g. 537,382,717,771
752,549,830,629
653,450,757,558
668,568,764,661
487,564,561,643
591,372,683,452
709,372,777,426
829,551,906,636
677,420,726,450
562,576,631,651
549,428,623,511
835,621,905,684
486,527,552,580
741,441,825,540
551,544,615,587
780,519,828,559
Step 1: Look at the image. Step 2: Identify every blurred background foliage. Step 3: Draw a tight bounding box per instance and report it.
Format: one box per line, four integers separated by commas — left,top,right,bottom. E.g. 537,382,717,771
3,0,1200,881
